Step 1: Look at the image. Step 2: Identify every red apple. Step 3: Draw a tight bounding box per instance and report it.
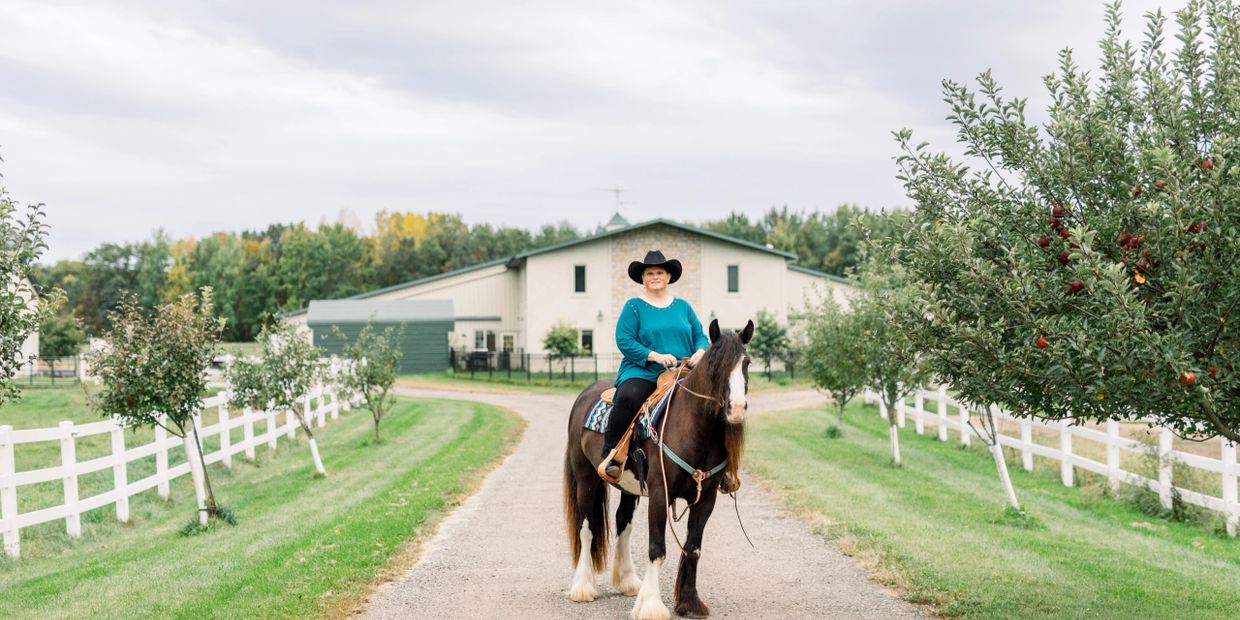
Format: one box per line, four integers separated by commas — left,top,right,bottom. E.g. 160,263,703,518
1058,228,1072,239
1065,280,1085,295
1036,336,1048,349
1057,251,1071,265
1155,181,1167,190
1209,367,1218,379
1038,236,1051,248
1052,205,1065,218
1116,231,1132,247
1180,370,1196,386
1133,185,1143,198
1200,158,1215,170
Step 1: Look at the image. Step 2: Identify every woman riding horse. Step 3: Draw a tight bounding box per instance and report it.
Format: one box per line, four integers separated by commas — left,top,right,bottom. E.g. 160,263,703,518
564,249,753,619
598,249,709,482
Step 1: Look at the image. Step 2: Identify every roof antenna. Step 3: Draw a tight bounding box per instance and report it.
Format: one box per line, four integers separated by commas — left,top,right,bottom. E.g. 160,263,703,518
605,186,627,213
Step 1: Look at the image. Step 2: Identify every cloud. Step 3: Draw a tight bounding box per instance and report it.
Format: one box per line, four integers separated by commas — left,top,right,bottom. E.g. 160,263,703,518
0,0,1185,260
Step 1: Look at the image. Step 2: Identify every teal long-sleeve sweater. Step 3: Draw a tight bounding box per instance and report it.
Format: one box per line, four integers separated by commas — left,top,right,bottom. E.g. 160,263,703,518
614,297,710,386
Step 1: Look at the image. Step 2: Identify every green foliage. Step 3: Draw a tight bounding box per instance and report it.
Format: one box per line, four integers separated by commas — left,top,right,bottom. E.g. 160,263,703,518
38,312,84,357
88,290,222,435
542,321,579,358
335,323,403,441
700,205,909,276
227,321,322,413
748,309,790,376
894,1,1240,442
851,260,929,416
0,187,55,407
803,296,868,429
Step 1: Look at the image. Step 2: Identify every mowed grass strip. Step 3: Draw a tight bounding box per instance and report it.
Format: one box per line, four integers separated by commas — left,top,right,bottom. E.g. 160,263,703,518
746,402,1240,619
0,397,523,619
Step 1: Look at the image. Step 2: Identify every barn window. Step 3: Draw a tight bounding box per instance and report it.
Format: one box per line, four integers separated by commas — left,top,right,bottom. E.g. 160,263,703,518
727,265,739,293
581,329,593,352
574,265,586,293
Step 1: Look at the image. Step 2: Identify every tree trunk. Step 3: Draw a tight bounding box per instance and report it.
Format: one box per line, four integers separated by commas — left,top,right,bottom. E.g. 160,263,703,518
373,416,381,443
991,442,1021,511
837,402,846,429
886,400,901,466
295,412,327,477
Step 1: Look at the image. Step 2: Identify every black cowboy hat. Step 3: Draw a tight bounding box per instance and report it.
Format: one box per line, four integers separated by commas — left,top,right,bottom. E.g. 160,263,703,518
628,250,682,284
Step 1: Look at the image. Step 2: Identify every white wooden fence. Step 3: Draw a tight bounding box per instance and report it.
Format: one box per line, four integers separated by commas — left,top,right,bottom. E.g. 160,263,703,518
0,383,351,559
864,387,1240,536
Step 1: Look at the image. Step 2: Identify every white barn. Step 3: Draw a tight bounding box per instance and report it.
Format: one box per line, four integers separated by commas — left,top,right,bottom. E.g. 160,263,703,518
283,218,856,368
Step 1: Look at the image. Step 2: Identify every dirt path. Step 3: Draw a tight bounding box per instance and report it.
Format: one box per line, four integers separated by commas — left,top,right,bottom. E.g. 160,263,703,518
359,388,924,619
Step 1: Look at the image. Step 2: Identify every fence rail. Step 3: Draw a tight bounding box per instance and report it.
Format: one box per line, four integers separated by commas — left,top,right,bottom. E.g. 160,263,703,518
865,387,1240,536
0,383,350,559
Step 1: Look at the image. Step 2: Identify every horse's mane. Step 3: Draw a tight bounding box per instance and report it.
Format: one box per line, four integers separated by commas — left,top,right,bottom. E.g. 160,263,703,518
700,329,744,404
690,327,746,486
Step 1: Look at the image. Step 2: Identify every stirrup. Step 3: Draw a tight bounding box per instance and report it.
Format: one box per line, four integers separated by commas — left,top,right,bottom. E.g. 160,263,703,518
597,458,622,484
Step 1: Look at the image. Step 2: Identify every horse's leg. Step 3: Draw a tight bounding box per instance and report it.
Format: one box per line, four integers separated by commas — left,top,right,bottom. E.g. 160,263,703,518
611,493,641,595
631,481,670,620
674,489,718,618
569,471,605,602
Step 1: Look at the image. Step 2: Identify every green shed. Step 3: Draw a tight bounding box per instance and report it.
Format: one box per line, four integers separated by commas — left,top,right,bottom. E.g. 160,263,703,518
306,300,454,374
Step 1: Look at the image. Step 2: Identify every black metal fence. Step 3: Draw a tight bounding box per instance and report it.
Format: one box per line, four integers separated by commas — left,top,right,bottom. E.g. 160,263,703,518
17,356,83,386
447,348,797,383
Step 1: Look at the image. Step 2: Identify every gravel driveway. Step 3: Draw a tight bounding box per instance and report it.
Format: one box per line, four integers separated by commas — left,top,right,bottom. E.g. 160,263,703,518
358,387,924,619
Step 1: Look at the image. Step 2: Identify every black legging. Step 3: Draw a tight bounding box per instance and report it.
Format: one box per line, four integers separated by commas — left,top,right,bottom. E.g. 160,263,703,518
603,378,657,456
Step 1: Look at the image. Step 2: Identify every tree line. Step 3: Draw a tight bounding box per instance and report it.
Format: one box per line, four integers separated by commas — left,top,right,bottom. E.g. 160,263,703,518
32,205,898,351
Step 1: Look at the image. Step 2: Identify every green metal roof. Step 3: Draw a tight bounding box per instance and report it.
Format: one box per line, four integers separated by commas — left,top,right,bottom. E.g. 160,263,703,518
787,264,857,286
306,299,454,325
279,218,801,317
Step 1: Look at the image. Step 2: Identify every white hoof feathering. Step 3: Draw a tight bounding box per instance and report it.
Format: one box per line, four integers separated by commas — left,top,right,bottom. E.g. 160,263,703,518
569,523,596,602
630,558,670,620
611,522,641,596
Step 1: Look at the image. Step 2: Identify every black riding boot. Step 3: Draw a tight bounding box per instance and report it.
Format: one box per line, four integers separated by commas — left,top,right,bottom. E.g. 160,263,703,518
599,379,656,480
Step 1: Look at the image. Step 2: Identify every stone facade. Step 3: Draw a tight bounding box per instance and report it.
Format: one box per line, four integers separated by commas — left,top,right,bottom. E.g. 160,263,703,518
610,225,703,314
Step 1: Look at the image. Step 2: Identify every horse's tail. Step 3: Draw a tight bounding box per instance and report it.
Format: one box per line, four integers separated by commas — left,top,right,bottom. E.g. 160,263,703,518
563,448,609,572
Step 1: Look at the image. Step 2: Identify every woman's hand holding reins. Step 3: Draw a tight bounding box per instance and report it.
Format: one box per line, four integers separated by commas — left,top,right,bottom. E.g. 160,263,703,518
647,351,679,368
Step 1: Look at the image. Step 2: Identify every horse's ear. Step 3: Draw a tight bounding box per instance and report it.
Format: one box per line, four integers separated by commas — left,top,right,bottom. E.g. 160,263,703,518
740,319,754,344
708,318,720,343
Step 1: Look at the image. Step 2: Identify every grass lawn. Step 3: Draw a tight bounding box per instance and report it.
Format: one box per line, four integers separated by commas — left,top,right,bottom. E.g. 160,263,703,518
0,396,523,619
746,401,1240,619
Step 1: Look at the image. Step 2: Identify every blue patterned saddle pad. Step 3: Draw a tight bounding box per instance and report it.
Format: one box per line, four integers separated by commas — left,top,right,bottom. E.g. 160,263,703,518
583,386,676,441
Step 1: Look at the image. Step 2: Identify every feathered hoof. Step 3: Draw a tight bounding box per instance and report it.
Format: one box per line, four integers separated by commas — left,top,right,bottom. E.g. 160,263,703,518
612,573,641,596
631,593,671,620
569,581,596,603
676,596,711,618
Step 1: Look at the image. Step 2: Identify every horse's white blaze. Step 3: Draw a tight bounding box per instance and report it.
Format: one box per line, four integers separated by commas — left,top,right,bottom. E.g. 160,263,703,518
631,558,670,620
569,523,596,602
611,521,641,595
727,358,747,423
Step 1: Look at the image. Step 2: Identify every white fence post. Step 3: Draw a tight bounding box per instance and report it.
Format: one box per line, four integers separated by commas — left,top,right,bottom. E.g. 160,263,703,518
59,421,82,538
1223,440,1238,537
1020,418,1033,471
878,398,888,421
267,409,278,450
110,424,129,523
1060,421,1074,487
936,387,948,442
155,416,170,499
287,409,297,440
959,404,970,447
1158,427,1174,511
242,407,256,460
1106,420,1121,492
312,392,324,429
0,425,19,558
913,392,925,435
219,400,232,469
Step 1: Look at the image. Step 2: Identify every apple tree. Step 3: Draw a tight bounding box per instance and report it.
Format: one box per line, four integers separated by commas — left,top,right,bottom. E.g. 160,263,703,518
893,0,1240,468
803,296,867,436
0,189,55,406
334,323,403,443
89,290,226,524
228,321,327,476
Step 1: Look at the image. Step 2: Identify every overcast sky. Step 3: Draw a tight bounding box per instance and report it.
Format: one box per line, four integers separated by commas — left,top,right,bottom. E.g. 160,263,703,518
0,0,1180,261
